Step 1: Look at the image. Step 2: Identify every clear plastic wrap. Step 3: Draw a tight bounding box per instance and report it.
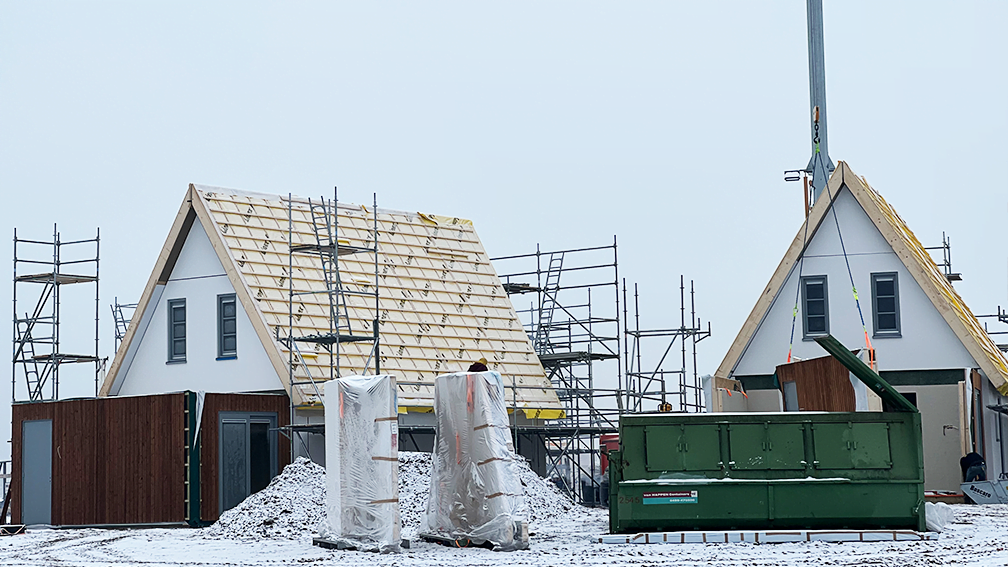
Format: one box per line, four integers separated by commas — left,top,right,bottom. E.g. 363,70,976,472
321,375,400,552
422,371,530,550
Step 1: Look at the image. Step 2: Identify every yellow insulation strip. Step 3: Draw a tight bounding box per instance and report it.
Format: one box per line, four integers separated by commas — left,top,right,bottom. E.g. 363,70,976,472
860,178,1008,392
417,212,474,227
520,408,566,420
398,406,564,419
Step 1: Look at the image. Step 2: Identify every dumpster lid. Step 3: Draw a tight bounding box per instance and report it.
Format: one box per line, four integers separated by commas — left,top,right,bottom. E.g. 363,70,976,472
814,335,918,413
987,404,1008,416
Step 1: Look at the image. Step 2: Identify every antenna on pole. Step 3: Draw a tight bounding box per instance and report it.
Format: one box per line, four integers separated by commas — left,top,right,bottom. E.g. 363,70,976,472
805,0,834,200
785,0,835,203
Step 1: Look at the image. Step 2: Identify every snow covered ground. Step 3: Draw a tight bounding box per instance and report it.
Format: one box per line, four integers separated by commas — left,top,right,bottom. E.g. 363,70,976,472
3,454,1007,566
1,504,1007,566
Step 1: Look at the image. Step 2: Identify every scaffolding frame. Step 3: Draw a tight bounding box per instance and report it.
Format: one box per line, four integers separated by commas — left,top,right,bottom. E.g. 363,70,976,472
925,232,963,282
12,225,101,402
1,459,10,524
280,189,380,459
978,305,1008,353
493,240,623,505
623,276,712,413
111,297,138,353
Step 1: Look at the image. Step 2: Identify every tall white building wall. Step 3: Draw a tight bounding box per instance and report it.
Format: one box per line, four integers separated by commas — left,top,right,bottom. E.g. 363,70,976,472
113,221,283,396
733,188,977,377
981,378,1008,480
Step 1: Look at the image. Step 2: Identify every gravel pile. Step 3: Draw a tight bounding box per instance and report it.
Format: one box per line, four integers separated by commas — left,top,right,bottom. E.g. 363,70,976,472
204,451,583,541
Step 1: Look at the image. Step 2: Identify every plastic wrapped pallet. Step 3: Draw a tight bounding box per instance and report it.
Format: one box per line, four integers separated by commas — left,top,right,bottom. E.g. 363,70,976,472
320,375,400,552
422,371,529,550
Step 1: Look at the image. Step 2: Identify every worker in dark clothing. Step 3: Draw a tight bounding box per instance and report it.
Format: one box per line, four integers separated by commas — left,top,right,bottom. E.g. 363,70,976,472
468,357,489,372
961,452,987,482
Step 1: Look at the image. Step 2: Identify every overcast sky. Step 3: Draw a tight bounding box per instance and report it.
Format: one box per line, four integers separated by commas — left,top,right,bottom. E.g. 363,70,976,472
2,1,1006,462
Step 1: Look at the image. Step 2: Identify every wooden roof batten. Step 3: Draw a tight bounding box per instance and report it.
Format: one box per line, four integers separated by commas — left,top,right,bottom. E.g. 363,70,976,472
716,161,1008,395
100,184,563,414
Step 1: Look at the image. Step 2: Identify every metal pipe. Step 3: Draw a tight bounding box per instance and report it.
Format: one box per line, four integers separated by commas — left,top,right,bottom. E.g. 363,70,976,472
95,227,100,397
805,0,835,200
288,193,295,462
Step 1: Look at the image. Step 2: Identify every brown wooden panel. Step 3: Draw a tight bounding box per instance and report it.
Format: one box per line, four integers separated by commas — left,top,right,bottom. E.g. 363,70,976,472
11,394,187,526
12,392,289,525
199,393,290,522
776,354,855,412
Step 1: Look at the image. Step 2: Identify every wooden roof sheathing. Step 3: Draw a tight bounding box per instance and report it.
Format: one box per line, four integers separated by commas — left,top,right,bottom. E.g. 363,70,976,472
102,185,561,413
716,162,1008,394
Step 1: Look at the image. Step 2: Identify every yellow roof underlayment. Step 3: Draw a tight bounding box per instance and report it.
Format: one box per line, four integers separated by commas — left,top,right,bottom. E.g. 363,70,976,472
716,161,1008,395
101,185,563,417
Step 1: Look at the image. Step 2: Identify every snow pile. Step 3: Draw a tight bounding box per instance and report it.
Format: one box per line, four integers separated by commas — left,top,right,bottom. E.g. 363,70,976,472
926,501,956,532
205,451,584,541
512,457,580,525
204,457,325,541
398,451,433,538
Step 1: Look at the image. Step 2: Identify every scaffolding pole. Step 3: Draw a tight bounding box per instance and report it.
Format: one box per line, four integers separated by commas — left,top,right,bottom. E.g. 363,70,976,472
493,239,621,505
111,297,138,353
623,276,711,413
978,305,1008,353
12,225,101,402
280,190,380,460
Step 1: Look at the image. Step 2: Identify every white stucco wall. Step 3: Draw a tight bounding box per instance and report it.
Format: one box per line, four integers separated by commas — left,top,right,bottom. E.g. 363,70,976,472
114,220,283,396
733,187,977,377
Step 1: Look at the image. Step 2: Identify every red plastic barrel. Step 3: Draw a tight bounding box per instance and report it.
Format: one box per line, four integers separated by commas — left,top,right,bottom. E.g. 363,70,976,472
599,434,620,474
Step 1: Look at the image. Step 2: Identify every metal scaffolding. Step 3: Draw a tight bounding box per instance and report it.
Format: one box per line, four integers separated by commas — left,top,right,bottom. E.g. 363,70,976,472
978,305,1008,353
12,225,101,402
280,189,380,458
925,232,963,282
111,297,138,353
492,241,714,505
493,240,623,505
623,276,711,413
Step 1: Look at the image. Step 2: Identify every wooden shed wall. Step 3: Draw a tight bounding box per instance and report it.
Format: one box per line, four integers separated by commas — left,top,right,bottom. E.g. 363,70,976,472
11,391,290,526
775,354,856,412
198,393,291,523
11,393,187,525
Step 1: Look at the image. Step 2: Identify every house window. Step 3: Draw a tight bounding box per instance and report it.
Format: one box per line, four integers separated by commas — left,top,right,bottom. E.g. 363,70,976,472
218,294,237,359
872,272,901,337
168,298,186,363
802,275,829,339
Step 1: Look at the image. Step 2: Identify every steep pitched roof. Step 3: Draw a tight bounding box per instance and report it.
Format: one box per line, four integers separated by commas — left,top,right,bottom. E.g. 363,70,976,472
100,184,562,413
716,161,1008,394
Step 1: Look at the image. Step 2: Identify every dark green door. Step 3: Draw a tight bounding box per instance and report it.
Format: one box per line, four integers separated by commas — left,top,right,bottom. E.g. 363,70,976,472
729,423,805,470
645,424,721,472
813,422,891,469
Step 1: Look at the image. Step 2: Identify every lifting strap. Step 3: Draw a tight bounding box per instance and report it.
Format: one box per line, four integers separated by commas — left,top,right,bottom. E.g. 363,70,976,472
823,175,876,370
786,112,875,369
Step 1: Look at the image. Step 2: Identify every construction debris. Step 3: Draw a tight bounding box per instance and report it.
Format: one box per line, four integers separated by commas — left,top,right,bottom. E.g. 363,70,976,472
204,450,582,543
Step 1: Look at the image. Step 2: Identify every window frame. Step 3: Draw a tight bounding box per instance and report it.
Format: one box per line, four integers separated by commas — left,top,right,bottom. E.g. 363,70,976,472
218,293,238,359
801,275,830,340
167,298,186,363
871,272,902,338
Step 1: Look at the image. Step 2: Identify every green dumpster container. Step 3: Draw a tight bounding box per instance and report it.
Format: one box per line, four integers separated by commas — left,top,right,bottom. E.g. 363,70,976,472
608,335,925,533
